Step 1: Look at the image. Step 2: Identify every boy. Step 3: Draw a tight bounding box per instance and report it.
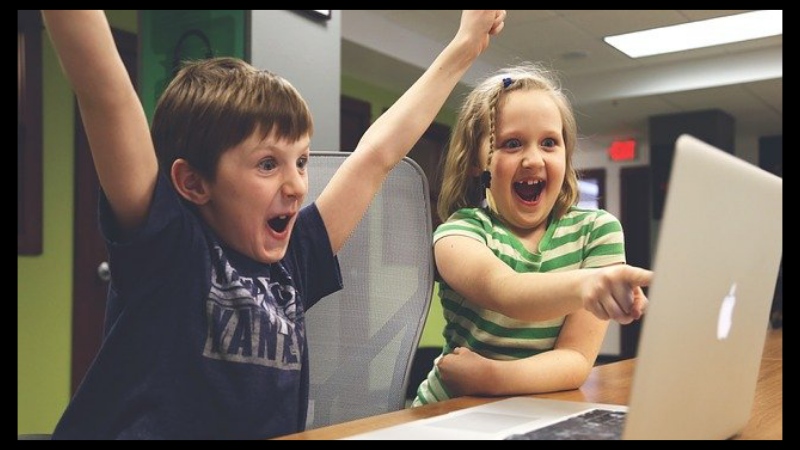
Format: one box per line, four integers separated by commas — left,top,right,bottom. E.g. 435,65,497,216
42,10,506,439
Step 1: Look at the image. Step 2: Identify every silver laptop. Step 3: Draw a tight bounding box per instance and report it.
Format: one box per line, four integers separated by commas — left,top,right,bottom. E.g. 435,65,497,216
346,134,783,440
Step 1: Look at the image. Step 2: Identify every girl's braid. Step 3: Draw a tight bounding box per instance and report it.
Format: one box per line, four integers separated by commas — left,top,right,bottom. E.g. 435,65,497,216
486,77,513,171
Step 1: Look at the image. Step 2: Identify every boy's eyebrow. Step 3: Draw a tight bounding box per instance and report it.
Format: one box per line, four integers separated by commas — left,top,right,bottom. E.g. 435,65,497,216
250,139,311,155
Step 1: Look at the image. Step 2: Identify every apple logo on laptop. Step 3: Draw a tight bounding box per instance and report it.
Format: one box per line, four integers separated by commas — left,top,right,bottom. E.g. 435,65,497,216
717,283,737,340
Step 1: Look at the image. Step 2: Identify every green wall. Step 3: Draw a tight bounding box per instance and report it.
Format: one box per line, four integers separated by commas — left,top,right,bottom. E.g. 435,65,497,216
342,74,457,126
139,10,247,123
17,36,74,436
17,11,138,436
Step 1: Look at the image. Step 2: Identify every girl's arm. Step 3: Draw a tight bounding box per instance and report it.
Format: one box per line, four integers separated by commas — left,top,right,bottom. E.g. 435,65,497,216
316,10,506,254
42,10,158,233
438,309,609,396
435,235,651,323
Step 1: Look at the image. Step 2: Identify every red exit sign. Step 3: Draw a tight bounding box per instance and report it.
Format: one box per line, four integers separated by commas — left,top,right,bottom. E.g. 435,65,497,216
608,139,636,161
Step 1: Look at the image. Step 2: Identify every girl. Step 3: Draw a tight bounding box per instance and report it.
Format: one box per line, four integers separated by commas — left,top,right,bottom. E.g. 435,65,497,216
412,63,651,406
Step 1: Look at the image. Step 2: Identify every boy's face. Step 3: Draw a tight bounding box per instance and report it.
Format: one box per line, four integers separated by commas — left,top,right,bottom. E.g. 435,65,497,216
200,129,310,264
481,89,566,236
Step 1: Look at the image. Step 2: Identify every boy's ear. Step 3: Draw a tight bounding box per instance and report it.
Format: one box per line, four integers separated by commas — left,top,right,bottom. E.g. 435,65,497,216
171,158,210,205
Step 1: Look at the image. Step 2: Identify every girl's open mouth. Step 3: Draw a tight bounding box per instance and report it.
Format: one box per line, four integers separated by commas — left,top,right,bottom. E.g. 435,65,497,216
514,180,545,202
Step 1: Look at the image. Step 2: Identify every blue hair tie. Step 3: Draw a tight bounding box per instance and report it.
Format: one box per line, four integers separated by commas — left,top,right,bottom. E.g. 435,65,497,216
502,77,513,88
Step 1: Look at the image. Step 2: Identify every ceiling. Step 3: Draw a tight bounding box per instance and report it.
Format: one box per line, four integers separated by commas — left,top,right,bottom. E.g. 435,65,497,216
341,10,782,145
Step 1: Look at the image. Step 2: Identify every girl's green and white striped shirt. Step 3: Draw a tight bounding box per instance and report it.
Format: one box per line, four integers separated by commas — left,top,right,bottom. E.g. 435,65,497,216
412,206,626,406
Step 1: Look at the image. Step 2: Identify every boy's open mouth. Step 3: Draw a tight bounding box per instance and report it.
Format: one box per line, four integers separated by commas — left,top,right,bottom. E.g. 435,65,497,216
514,180,545,202
268,215,291,233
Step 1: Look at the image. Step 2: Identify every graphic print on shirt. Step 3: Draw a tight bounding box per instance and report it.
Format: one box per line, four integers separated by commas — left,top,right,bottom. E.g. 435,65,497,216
203,244,303,370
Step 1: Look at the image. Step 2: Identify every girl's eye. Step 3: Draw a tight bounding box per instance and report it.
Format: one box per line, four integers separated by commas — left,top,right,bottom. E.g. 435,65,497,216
259,158,277,171
502,138,522,150
541,137,558,149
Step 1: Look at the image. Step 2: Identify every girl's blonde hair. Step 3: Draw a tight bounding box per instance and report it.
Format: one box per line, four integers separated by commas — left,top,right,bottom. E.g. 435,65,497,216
437,63,579,223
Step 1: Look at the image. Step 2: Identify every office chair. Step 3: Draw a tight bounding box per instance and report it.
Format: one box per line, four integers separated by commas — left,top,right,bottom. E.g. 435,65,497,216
303,152,434,430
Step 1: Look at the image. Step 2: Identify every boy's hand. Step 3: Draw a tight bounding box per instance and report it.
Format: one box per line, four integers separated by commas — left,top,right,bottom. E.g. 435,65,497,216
457,10,507,55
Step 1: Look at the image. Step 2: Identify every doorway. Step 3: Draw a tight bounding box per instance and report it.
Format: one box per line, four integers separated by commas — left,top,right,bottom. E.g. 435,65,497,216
619,165,651,358
71,28,137,395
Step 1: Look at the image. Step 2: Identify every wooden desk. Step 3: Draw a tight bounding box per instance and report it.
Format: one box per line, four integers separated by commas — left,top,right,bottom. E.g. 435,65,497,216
278,328,782,440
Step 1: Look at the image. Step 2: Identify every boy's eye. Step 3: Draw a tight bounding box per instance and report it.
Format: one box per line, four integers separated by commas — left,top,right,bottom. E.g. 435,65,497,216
259,158,277,171
297,156,309,170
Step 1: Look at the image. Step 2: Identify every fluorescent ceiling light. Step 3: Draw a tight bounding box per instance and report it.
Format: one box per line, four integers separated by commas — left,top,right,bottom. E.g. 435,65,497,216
604,10,782,58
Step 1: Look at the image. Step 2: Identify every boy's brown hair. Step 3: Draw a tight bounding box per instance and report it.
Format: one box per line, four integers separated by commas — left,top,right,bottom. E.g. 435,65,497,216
151,57,314,180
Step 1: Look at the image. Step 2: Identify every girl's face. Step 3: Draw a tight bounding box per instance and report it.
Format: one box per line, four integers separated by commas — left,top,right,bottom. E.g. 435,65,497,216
480,89,566,237
199,129,310,263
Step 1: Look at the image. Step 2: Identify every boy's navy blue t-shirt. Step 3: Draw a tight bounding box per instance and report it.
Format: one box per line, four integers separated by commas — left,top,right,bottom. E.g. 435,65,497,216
52,171,342,440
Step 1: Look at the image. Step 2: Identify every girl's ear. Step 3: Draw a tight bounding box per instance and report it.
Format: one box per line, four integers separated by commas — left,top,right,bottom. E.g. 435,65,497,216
171,158,210,205
468,165,483,177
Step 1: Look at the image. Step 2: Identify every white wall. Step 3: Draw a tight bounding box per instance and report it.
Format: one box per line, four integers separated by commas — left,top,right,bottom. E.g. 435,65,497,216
250,10,341,151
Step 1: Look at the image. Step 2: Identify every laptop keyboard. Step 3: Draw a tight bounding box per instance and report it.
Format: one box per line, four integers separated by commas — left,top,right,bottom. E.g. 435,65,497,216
504,408,626,440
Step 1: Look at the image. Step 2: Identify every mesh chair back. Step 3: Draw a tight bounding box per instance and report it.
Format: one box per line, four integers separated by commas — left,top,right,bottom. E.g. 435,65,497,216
303,152,434,429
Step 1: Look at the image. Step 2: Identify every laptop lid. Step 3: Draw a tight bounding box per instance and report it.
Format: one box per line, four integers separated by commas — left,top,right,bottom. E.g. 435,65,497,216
345,134,782,440
621,134,782,439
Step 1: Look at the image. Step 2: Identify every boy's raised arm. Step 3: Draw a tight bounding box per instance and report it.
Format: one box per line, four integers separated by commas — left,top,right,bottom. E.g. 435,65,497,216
42,10,158,233
316,10,506,254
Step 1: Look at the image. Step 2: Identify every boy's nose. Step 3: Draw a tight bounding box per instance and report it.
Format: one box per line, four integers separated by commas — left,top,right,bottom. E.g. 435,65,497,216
282,169,308,198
